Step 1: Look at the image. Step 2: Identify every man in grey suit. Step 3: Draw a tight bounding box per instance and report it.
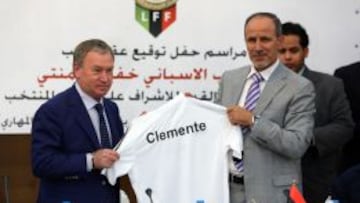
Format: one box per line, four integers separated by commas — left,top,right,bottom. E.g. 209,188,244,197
279,22,354,203
216,12,315,203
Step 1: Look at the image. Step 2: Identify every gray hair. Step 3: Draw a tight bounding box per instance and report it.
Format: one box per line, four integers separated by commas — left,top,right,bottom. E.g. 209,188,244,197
73,39,114,67
244,12,282,37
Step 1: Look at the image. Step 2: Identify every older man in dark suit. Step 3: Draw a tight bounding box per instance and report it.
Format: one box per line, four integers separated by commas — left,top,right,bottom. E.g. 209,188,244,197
279,22,354,203
31,39,124,203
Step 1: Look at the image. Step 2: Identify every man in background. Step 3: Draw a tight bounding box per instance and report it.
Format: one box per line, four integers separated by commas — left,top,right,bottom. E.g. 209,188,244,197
334,61,360,174
31,39,124,203
279,22,354,203
216,12,315,203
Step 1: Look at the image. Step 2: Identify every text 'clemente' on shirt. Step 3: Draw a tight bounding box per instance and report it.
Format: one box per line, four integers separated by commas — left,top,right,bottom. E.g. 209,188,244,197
146,122,207,144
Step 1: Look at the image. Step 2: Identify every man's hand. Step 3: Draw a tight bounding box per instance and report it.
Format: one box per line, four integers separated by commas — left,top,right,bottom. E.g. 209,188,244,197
92,149,119,169
227,105,253,126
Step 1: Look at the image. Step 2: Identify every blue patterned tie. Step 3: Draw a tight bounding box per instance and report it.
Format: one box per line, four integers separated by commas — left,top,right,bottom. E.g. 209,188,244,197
95,103,111,148
234,72,263,172
244,72,263,112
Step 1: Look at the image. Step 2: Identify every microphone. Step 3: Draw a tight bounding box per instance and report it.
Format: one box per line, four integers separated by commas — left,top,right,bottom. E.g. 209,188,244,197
145,188,154,203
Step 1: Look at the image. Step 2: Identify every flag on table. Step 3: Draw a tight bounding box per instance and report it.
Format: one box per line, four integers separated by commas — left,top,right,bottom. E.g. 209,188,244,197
289,183,306,203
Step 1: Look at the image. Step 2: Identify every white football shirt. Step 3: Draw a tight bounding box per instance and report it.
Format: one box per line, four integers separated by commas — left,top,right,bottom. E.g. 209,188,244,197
103,94,242,203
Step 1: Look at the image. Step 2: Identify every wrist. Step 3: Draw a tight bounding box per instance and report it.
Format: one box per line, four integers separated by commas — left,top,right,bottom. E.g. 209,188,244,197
86,153,95,171
252,115,260,126
91,153,96,169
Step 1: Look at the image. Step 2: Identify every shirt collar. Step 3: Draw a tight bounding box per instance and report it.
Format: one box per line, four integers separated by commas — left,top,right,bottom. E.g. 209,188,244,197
297,65,306,75
248,59,280,81
75,82,103,110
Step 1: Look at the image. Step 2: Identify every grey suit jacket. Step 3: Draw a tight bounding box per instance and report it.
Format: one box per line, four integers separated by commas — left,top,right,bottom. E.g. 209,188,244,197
216,63,315,203
301,67,353,203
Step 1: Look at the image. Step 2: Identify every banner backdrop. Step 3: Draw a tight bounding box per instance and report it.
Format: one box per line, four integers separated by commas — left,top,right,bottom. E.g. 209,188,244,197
0,0,359,133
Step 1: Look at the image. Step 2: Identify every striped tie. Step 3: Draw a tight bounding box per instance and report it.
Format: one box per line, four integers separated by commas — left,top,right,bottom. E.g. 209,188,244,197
244,72,263,112
234,72,263,173
95,103,112,148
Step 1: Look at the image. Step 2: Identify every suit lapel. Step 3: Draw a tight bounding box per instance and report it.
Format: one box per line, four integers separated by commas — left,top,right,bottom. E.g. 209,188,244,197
68,86,101,148
255,64,287,115
231,67,250,105
302,67,317,85
103,101,121,147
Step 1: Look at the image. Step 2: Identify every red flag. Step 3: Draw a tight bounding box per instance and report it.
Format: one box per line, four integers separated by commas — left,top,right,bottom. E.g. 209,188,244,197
289,183,306,203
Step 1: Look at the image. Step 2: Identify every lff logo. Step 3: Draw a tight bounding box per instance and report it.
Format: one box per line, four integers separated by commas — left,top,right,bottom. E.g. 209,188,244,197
135,0,177,37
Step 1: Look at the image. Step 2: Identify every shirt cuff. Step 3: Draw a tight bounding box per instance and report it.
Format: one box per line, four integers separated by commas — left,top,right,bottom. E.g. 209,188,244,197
86,153,94,171
251,115,260,128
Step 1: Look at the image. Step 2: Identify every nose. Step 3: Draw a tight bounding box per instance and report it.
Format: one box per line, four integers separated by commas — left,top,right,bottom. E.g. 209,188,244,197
99,71,111,82
283,51,292,61
254,40,262,50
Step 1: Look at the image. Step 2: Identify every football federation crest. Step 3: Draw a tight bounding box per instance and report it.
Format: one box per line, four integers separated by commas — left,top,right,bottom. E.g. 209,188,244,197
135,0,177,37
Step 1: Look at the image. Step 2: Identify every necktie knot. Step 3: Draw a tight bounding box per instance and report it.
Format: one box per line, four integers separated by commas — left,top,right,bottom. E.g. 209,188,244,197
251,72,263,83
94,103,104,114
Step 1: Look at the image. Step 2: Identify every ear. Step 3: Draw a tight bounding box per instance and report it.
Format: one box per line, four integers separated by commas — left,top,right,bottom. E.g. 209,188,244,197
278,35,284,42
304,47,309,58
277,36,284,47
73,64,81,78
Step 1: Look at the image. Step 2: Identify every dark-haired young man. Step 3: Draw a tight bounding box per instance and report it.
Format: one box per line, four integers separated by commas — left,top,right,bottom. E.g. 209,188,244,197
279,22,354,203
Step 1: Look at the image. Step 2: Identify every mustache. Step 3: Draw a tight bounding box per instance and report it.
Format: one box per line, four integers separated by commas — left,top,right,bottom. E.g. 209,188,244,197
251,51,267,57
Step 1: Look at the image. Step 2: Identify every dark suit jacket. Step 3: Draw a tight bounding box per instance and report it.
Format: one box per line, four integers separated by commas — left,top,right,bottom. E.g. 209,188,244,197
301,67,354,203
331,163,360,203
31,85,124,203
334,61,360,173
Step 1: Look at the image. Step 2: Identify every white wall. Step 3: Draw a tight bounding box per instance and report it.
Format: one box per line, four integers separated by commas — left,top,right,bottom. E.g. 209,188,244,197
0,0,359,133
